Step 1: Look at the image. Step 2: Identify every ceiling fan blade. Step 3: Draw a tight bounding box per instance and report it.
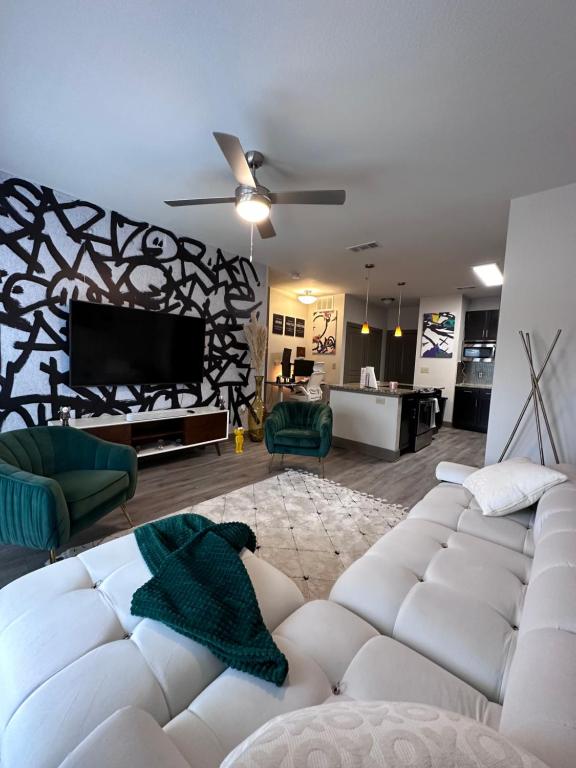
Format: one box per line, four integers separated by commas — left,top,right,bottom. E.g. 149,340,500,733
213,132,256,188
269,190,346,205
164,197,235,207
257,218,276,239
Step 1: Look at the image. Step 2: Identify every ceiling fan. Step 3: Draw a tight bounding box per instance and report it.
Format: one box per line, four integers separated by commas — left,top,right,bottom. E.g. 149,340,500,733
164,132,346,239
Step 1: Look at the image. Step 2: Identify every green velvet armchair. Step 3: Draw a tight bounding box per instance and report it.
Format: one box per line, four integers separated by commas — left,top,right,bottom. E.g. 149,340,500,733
0,426,138,562
264,401,332,475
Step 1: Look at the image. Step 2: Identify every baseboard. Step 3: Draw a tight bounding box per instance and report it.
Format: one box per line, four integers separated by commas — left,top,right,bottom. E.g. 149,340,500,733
332,436,400,462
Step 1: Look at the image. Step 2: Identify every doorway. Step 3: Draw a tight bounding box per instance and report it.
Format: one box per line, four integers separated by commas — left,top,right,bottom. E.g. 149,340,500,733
384,329,417,384
343,322,383,384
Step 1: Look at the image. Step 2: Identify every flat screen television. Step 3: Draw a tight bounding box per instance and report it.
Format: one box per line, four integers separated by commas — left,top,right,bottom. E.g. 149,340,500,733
68,300,206,386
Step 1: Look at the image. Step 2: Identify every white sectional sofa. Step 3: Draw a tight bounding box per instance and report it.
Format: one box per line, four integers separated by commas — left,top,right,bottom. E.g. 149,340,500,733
1,462,575,768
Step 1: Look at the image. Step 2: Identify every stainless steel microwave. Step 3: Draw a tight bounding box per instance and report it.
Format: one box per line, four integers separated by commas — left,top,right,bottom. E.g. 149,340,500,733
462,343,496,361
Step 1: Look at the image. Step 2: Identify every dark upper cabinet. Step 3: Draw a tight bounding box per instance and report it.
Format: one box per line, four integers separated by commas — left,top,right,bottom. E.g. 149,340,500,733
453,387,491,433
464,309,499,341
485,309,499,340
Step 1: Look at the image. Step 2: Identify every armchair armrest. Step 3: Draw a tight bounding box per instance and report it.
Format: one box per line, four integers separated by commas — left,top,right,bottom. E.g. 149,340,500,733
264,409,285,453
0,462,69,550
435,461,479,485
92,437,138,499
312,406,333,458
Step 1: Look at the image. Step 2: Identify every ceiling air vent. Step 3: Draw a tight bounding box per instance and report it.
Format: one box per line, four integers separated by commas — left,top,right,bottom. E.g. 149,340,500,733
346,241,381,253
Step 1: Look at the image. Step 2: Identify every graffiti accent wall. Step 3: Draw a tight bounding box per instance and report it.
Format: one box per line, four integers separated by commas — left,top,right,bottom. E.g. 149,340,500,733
0,173,267,431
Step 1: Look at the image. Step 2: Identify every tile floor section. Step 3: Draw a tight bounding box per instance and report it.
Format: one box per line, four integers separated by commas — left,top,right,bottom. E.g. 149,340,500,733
187,469,409,600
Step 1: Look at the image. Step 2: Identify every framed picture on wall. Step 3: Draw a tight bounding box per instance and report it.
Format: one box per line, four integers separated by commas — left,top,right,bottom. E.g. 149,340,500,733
312,310,337,355
421,312,455,358
284,316,295,336
296,346,306,358
272,314,284,335
295,318,305,338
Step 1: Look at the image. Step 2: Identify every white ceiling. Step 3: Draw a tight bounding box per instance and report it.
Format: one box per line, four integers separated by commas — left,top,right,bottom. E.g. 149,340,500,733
2,1,576,301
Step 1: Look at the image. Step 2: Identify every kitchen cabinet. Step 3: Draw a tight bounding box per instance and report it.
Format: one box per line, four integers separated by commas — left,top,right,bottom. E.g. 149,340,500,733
453,387,491,433
464,309,499,341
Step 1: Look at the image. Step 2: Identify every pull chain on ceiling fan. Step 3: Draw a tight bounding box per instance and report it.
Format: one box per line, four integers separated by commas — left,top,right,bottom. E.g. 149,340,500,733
164,132,346,240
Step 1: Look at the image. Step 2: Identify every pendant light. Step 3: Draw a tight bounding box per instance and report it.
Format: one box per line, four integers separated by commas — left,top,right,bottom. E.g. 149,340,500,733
361,264,374,334
394,281,405,337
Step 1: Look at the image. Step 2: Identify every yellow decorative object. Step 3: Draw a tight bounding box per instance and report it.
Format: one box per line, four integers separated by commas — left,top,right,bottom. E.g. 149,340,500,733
234,427,245,453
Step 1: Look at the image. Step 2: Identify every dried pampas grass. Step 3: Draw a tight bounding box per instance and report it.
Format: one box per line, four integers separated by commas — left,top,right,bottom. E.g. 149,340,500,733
243,311,268,375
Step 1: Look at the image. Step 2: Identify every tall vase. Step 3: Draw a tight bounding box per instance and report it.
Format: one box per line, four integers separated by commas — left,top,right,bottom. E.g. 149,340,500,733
248,375,265,442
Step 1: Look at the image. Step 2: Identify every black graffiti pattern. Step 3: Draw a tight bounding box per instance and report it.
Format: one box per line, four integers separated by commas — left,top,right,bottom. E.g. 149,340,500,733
0,175,263,430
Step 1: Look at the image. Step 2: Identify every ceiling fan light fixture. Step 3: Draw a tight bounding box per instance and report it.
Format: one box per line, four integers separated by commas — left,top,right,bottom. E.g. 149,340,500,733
298,290,317,305
236,192,271,223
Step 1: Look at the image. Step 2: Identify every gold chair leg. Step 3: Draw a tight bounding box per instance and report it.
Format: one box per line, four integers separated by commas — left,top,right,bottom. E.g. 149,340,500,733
121,503,134,528
49,548,57,565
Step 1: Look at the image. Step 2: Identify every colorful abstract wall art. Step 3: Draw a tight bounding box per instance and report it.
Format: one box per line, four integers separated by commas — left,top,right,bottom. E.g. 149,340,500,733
312,310,337,355
421,312,455,358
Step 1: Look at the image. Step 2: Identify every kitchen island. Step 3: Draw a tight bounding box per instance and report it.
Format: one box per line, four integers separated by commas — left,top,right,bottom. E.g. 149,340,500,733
329,383,435,461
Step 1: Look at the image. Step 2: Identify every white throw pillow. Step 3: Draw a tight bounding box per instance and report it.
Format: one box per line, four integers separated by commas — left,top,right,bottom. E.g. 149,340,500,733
463,458,567,517
222,700,549,768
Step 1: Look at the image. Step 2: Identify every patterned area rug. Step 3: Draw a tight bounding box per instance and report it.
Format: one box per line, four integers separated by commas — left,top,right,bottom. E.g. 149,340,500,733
61,469,408,600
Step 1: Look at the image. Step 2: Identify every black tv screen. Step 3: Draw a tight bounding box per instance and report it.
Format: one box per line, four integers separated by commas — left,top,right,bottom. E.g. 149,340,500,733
68,301,206,386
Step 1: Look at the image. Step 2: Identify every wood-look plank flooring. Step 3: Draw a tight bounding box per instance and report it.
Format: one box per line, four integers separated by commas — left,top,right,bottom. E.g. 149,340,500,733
0,426,485,588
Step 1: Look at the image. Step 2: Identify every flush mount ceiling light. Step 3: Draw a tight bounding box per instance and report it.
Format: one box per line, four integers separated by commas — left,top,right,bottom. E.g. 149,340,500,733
361,264,375,334
394,282,406,338
298,290,317,305
473,263,503,287
235,188,271,223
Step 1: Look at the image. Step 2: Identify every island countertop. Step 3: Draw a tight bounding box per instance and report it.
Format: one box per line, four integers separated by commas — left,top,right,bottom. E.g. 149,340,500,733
329,382,426,398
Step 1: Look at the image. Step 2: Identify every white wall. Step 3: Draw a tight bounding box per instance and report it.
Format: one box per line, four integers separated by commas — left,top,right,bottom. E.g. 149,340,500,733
267,288,312,378
266,289,346,387
486,182,576,464
385,304,419,331
412,295,465,422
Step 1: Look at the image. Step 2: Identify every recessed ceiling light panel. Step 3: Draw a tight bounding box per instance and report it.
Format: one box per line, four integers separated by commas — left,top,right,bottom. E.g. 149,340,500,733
473,263,503,287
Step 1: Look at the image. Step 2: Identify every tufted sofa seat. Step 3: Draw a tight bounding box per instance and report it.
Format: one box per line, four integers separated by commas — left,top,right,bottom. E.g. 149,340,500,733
1,461,575,768
0,536,305,768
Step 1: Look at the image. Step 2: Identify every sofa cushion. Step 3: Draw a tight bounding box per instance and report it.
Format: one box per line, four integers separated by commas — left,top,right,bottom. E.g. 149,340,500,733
463,458,566,517
500,628,576,768
58,707,191,768
273,428,321,448
52,469,129,522
409,482,535,555
330,520,527,702
340,636,502,728
222,701,549,768
0,532,305,768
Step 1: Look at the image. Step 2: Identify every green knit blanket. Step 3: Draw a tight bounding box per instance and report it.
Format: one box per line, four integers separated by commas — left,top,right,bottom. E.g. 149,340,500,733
130,513,288,686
